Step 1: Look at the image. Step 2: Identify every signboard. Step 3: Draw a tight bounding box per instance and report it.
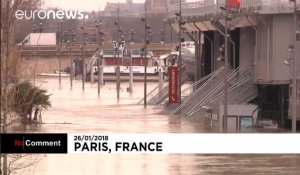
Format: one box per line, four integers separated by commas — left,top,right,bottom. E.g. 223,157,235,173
226,0,240,9
168,67,178,104
239,116,253,130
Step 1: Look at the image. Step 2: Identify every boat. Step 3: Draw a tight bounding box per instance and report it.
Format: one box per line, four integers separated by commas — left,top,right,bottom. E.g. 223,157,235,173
87,49,165,76
158,43,196,80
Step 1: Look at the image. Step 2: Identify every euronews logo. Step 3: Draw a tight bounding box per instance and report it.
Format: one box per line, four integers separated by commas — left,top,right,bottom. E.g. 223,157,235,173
15,10,89,20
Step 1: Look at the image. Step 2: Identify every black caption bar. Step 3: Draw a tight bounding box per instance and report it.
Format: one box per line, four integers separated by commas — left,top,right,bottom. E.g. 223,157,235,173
0,133,67,154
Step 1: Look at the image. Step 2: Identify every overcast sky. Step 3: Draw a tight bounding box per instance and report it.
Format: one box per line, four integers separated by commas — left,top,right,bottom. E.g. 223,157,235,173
43,0,146,11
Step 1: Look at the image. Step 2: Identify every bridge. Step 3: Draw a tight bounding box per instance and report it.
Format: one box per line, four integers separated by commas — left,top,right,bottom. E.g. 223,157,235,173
20,43,174,57
168,0,298,32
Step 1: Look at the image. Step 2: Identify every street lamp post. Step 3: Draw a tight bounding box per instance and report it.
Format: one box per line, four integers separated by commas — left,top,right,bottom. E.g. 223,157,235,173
58,21,63,85
286,45,297,132
69,28,75,43
114,1,124,100
163,18,166,43
113,40,119,99
223,16,229,131
170,20,173,43
148,29,153,43
65,28,75,89
97,52,101,96
32,22,43,85
219,6,231,132
130,28,135,44
95,20,105,96
160,28,164,43
129,28,135,93
176,0,183,105
114,31,121,99
129,48,133,93
80,25,86,91
141,2,150,108
66,40,73,89
292,0,299,132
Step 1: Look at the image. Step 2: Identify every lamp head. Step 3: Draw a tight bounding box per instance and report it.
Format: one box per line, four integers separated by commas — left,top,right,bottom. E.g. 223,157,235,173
217,56,224,61
219,45,225,52
175,12,181,17
220,6,226,11
283,60,290,65
288,44,294,52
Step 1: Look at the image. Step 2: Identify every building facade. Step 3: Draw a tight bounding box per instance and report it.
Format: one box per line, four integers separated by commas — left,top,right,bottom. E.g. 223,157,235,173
146,0,168,13
102,0,144,16
167,0,300,129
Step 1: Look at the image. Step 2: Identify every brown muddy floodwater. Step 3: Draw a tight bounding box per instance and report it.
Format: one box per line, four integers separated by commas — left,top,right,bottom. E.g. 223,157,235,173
11,78,300,175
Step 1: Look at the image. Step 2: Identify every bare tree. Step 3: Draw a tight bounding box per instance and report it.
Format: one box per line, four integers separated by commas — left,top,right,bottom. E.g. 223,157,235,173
1,1,42,175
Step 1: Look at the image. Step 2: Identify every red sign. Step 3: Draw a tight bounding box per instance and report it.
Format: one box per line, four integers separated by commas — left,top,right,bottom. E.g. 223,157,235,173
168,67,178,104
226,0,240,9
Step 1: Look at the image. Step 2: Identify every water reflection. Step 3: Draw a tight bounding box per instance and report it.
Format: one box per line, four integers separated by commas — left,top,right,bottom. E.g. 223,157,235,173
11,78,300,175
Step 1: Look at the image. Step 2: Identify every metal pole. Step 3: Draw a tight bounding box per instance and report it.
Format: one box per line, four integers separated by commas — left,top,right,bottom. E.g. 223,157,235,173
164,19,166,43
232,40,236,69
82,50,85,91
292,0,298,132
198,32,203,79
223,16,229,132
70,57,73,89
129,50,133,93
91,62,94,84
117,49,120,99
59,22,62,85
178,0,182,104
80,24,85,91
59,49,61,84
144,1,148,108
170,23,173,43
116,1,121,100
292,55,297,133
98,54,101,97
159,68,163,98
100,54,104,85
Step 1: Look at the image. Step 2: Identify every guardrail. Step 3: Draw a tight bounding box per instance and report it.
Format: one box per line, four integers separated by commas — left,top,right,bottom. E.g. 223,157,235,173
19,43,174,50
168,0,295,18
19,43,174,57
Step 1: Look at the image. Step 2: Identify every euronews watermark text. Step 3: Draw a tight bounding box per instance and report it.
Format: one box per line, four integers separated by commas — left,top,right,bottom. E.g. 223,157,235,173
15,10,89,20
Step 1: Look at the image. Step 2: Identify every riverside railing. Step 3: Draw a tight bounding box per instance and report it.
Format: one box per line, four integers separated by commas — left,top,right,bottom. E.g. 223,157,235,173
168,0,295,18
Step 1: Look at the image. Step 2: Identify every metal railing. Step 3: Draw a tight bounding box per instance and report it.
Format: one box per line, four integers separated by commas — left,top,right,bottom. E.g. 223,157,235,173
137,63,191,106
186,81,257,120
181,69,218,96
169,65,226,116
137,79,169,105
153,67,224,113
169,65,258,119
185,68,256,120
168,0,294,18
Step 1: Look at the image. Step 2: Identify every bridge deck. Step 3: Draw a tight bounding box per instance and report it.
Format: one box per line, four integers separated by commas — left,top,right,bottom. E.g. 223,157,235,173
168,0,297,31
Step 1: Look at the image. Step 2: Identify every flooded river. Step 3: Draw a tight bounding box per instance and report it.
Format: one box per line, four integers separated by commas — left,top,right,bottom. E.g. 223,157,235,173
11,78,300,175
